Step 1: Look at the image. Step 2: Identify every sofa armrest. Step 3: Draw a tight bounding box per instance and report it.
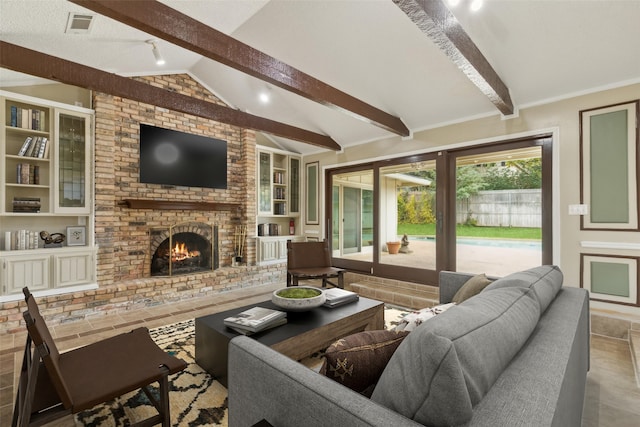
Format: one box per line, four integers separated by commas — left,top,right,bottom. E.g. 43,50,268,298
228,336,421,427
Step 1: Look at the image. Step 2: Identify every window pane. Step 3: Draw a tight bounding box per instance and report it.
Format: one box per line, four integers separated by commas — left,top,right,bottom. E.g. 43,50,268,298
455,147,542,276
331,170,373,262
378,160,436,270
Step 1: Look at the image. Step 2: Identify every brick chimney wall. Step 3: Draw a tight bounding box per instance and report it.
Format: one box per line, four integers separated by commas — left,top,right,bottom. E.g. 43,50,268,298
0,74,283,332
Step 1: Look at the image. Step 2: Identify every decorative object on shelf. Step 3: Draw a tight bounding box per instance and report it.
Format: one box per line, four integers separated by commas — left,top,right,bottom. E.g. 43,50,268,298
272,286,326,311
40,230,65,248
233,225,247,266
66,226,86,246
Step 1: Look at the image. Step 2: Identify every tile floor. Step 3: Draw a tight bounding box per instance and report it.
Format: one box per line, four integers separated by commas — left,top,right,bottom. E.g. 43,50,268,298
1,282,639,426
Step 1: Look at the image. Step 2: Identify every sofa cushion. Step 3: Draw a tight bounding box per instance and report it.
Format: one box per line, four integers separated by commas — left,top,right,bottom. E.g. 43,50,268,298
371,287,541,426
452,273,492,303
483,265,563,313
320,330,410,397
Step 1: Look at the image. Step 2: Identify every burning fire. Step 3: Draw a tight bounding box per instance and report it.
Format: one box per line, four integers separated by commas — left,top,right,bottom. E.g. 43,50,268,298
171,241,201,262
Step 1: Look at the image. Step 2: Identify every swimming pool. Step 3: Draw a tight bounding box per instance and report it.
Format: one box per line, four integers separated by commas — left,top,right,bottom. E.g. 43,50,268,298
409,236,541,250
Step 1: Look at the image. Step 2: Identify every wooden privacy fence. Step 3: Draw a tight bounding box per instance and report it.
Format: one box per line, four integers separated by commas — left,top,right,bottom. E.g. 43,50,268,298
456,189,541,228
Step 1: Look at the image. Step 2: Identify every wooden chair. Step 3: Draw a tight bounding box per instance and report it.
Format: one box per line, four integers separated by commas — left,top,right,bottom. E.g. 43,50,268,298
286,240,345,288
12,287,187,427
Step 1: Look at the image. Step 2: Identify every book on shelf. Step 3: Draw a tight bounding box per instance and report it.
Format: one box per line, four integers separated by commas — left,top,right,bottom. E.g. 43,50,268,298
10,106,46,131
226,317,288,336
5,229,40,250
323,288,359,308
12,197,41,213
10,106,18,127
16,164,39,185
18,137,33,156
224,306,287,333
39,138,49,158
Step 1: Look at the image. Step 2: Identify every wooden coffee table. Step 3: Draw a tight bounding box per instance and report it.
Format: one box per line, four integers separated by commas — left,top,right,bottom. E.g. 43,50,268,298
195,296,384,387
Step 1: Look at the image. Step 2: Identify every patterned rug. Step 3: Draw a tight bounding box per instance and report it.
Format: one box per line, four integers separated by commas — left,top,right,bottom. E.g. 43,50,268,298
74,305,410,426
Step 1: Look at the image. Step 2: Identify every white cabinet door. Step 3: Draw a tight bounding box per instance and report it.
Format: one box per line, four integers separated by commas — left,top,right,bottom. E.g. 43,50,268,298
277,239,289,262
54,250,93,287
259,239,279,262
2,254,50,294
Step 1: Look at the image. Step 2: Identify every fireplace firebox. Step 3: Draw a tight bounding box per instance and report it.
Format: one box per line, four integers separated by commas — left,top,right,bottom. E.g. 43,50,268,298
150,222,218,276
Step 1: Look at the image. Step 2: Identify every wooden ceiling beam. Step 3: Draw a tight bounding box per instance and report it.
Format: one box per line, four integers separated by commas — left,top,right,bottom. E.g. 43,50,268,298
0,41,341,151
393,0,514,116
69,0,410,137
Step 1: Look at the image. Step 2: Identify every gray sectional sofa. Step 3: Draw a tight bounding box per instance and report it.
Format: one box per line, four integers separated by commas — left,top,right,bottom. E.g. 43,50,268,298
228,265,590,426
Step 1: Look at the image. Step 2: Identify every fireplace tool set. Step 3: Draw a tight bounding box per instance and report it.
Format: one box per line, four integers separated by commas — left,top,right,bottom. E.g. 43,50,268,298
233,225,247,266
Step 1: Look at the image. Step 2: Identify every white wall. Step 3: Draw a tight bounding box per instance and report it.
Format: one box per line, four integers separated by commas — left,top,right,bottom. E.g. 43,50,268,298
305,82,640,316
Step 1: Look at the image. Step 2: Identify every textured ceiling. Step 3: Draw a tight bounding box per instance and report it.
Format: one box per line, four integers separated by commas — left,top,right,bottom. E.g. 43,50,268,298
1,0,639,154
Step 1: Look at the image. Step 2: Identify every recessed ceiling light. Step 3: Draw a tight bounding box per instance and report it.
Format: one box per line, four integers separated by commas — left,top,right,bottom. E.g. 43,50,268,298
259,92,270,104
470,0,483,12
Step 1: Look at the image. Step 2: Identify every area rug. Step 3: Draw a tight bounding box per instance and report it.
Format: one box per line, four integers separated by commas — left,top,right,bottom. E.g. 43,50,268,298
74,305,410,426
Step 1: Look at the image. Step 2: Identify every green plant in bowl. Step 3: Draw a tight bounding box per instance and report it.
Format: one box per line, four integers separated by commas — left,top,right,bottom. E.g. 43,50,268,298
276,288,322,299
272,286,326,311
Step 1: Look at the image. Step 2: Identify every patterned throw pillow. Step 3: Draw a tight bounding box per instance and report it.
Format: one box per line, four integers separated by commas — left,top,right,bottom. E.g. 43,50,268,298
320,329,410,397
393,303,456,332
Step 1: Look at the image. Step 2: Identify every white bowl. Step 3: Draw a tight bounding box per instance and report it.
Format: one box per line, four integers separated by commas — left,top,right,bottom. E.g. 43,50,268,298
272,286,326,311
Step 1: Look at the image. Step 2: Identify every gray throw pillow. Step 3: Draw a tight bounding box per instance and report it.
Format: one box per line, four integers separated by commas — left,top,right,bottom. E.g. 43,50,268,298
483,265,563,313
371,287,540,426
451,273,492,303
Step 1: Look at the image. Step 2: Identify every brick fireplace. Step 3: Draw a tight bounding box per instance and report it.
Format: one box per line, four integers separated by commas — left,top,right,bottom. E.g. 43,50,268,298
150,222,219,276
0,74,292,333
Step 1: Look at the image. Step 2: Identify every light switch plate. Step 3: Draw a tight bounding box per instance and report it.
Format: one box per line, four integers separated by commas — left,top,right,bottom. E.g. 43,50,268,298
568,204,588,215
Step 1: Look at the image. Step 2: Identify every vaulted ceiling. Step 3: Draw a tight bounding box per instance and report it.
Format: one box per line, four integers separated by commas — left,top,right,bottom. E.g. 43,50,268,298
1,0,639,155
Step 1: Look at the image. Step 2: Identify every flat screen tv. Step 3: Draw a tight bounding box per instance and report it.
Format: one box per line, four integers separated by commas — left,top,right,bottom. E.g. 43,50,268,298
139,124,227,189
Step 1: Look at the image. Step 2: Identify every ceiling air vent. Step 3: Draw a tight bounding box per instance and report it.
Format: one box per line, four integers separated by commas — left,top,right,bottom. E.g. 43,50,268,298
65,13,95,34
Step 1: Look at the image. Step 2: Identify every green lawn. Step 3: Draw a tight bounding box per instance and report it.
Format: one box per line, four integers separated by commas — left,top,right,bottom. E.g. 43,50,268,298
397,223,541,240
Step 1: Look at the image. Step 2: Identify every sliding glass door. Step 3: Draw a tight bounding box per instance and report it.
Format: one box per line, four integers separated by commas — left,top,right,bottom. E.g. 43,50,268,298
453,144,547,276
375,156,439,282
326,136,553,283
331,168,374,268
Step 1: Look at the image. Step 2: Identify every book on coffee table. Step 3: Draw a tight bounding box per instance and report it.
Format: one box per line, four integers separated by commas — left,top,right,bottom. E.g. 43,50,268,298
226,317,288,336
224,306,287,333
323,288,359,308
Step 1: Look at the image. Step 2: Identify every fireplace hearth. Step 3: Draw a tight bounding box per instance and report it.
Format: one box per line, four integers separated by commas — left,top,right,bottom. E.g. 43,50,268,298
150,222,218,276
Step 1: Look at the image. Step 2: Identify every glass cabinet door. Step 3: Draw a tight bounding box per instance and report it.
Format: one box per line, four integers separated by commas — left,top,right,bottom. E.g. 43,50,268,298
55,110,91,214
258,151,272,215
289,156,300,214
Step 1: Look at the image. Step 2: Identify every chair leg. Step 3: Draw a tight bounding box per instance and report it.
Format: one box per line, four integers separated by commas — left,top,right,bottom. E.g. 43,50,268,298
159,375,171,427
338,271,344,289
12,339,32,427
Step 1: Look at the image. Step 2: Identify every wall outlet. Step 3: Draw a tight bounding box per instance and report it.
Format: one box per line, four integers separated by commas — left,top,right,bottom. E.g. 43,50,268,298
568,204,588,215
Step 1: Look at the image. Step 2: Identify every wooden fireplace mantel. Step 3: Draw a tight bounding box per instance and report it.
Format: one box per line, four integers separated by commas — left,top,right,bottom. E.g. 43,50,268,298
121,199,241,211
